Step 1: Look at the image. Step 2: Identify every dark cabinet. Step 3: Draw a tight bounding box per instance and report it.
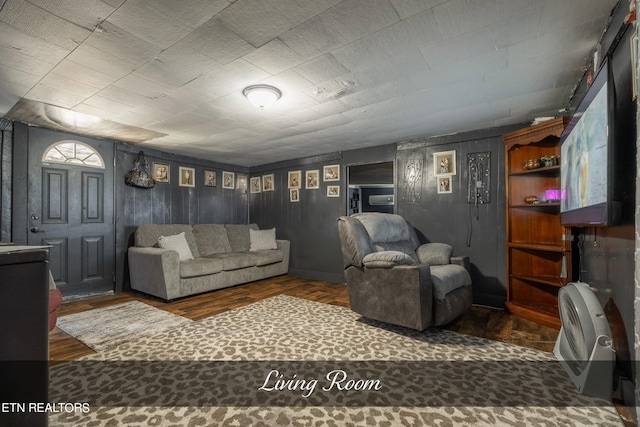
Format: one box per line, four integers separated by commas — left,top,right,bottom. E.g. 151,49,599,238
0,246,50,427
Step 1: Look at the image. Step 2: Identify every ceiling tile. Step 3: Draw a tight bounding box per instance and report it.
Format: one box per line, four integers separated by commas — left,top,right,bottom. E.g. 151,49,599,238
65,43,136,79
0,0,90,50
152,0,229,28
27,0,116,30
280,0,399,59
243,38,306,74
293,53,351,85
181,18,255,65
83,20,162,66
52,60,119,89
135,42,222,88
389,0,446,20
215,0,341,47
25,83,87,108
105,0,193,48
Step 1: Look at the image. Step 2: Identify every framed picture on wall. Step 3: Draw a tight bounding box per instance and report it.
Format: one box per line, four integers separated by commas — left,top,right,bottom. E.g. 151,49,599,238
237,174,248,191
153,163,170,183
204,170,216,187
290,188,300,202
437,176,452,194
305,170,319,189
178,166,195,187
250,176,261,193
323,165,340,181
327,185,340,197
263,174,274,191
222,171,235,189
433,150,456,176
288,170,301,188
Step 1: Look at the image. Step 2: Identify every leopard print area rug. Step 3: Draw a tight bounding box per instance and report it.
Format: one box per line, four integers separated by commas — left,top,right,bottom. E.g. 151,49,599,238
49,295,623,426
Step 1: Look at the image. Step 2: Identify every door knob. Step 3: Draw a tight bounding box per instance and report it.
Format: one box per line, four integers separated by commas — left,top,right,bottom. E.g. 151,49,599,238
30,226,46,233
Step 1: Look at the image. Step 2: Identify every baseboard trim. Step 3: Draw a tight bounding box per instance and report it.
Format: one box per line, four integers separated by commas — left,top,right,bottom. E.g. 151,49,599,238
288,268,344,284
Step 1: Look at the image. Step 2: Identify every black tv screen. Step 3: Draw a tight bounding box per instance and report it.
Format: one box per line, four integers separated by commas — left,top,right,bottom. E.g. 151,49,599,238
560,60,619,226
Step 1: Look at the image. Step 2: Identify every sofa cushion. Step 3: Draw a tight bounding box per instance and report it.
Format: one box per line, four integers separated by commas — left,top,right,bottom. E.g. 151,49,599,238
250,228,277,251
225,224,259,252
158,232,194,261
430,264,472,300
253,249,284,266
180,258,223,278
416,243,453,266
205,252,257,271
362,250,416,268
193,224,232,256
135,224,200,258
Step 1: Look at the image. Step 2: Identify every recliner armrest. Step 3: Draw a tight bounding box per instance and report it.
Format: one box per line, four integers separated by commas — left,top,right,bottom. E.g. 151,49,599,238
450,255,470,273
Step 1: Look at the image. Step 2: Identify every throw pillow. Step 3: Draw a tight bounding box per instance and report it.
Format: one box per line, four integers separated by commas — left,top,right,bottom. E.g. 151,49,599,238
158,232,194,261
249,228,278,251
416,243,452,265
362,250,416,268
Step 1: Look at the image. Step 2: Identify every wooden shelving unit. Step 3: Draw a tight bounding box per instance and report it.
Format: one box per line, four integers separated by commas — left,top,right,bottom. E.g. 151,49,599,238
503,117,573,329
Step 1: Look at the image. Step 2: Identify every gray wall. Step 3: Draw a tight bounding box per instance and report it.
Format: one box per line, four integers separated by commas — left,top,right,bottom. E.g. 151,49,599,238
115,145,249,292
249,145,397,283
0,118,12,242
8,124,249,296
396,127,520,307
249,134,515,307
576,16,637,409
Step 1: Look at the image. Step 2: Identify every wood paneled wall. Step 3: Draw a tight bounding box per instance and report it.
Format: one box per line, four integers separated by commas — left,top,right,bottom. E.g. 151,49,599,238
115,145,249,292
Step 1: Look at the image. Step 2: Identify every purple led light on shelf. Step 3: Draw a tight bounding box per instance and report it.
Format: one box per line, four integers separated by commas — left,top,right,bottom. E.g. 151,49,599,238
545,188,565,202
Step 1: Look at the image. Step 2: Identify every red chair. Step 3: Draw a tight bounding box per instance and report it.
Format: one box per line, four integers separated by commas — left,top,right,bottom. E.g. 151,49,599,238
48,273,63,331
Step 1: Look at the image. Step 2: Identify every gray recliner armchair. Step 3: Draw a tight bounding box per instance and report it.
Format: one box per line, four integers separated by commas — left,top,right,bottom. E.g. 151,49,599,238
337,213,472,331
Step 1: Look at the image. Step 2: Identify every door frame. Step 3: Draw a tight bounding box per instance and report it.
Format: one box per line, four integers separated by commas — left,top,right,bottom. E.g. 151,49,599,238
12,123,116,299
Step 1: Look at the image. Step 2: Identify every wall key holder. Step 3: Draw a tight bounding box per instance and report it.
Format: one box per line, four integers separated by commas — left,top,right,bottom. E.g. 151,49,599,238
467,152,490,204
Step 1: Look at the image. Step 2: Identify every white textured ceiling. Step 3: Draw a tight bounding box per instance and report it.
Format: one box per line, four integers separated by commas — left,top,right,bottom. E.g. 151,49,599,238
0,0,619,166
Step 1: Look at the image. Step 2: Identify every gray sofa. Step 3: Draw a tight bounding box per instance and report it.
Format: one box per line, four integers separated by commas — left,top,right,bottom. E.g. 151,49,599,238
128,223,290,301
337,213,472,330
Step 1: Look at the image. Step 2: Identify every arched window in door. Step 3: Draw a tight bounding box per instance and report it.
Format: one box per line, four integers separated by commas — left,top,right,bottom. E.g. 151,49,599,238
42,140,105,169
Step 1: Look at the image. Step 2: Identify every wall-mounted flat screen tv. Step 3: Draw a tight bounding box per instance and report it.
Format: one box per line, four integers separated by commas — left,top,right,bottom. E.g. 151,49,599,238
560,59,620,226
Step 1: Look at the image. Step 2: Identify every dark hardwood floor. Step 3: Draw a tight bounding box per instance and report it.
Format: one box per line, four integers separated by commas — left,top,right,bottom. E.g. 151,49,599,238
49,275,637,426
49,275,559,363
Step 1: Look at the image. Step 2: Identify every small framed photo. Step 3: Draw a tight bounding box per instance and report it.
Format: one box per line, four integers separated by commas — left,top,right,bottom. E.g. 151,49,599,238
327,185,340,197
204,170,216,187
153,163,170,183
178,166,195,187
288,170,301,188
437,176,452,194
305,170,319,189
434,150,456,176
222,171,235,189
262,174,274,191
290,188,300,202
237,174,248,191
323,165,340,181
250,176,261,193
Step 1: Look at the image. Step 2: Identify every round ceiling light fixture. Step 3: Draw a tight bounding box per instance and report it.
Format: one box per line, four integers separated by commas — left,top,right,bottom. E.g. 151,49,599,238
243,84,282,109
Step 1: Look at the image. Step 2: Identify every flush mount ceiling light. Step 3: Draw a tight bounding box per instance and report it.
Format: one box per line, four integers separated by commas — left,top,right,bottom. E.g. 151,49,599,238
243,84,281,109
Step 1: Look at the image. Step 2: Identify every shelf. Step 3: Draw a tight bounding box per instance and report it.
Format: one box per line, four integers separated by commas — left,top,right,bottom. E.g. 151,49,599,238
504,118,571,330
509,165,560,176
505,302,561,329
509,202,560,208
507,242,563,252
510,274,564,288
